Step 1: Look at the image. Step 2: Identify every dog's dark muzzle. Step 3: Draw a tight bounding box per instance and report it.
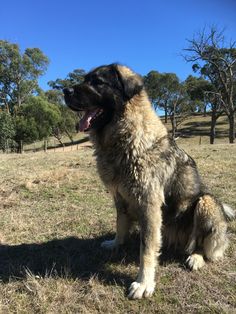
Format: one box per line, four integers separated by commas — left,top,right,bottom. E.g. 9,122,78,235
63,84,102,112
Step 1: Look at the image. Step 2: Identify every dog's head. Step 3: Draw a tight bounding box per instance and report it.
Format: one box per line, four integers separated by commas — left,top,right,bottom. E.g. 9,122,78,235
63,64,143,132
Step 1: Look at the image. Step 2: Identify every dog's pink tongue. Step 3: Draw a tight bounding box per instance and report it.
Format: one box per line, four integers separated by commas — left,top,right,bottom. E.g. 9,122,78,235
79,109,99,132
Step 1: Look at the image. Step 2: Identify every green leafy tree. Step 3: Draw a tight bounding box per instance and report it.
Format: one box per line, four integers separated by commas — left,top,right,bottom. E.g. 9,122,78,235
44,89,64,105
145,71,191,137
143,71,161,105
164,81,190,138
184,75,213,114
144,71,168,121
15,96,61,144
44,89,77,143
55,105,77,142
14,116,39,144
0,40,49,114
48,68,86,90
184,75,225,144
0,111,16,151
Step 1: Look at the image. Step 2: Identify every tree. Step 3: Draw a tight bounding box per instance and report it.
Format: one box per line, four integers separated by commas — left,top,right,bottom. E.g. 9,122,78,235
51,105,77,143
15,96,61,144
0,111,16,151
14,116,39,144
47,67,82,142
204,91,225,144
184,75,212,114
0,40,49,114
184,26,236,143
44,90,77,143
44,89,64,105
145,71,178,123
15,95,77,145
145,71,191,137
48,68,86,91
164,82,190,138
144,71,169,122
184,75,222,144
143,71,161,106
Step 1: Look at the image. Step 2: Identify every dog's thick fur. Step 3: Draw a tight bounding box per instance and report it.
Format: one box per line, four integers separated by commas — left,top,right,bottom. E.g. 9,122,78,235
64,64,234,299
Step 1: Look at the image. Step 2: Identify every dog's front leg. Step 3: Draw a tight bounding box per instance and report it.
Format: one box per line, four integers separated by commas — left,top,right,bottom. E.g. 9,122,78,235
101,193,130,250
128,201,162,299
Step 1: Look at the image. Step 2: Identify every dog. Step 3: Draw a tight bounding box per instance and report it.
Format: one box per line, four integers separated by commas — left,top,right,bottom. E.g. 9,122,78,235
63,64,235,299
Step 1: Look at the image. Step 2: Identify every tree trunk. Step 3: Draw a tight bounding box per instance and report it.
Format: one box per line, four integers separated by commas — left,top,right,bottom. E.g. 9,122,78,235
65,129,74,143
54,135,64,146
228,113,235,144
210,112,217,144
164,106,168,123
170,113,176,139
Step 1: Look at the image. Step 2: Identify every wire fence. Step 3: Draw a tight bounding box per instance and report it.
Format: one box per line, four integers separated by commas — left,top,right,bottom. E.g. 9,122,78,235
0,137,90,154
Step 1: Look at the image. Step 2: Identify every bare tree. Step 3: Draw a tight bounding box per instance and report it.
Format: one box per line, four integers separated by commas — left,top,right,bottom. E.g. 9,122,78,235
184,26,236,143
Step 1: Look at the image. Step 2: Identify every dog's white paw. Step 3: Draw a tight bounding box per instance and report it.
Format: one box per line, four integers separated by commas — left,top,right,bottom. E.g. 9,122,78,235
101,239,118,250
128,281,155,299
186,253,205,270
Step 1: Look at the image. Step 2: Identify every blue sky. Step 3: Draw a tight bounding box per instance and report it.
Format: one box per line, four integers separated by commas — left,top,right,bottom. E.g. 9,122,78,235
1,0,236,90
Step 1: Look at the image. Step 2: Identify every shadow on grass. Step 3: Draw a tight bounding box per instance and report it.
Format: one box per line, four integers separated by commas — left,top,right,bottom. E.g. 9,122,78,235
183,120,227,127
178,124,228,138
174,118,229,139
0,233,185,287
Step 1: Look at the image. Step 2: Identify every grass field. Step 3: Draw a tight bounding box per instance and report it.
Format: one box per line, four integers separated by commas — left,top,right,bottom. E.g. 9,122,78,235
0,117,236,313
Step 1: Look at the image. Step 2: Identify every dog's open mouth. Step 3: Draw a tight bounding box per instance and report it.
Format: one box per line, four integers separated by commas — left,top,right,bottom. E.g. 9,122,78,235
79,108,104,132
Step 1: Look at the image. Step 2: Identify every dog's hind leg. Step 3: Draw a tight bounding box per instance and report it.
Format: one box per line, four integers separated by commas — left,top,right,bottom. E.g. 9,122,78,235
200,195,228,262
186,252,206,270
185,210,206,270
203,223,228,261
186,194,228,270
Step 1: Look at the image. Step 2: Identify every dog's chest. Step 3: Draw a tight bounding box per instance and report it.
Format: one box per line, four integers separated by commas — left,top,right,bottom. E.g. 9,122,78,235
95,149,156,205
96,152,128,189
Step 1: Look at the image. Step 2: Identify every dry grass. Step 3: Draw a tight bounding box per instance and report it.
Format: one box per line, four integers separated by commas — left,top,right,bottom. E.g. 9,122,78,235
0,132,235,313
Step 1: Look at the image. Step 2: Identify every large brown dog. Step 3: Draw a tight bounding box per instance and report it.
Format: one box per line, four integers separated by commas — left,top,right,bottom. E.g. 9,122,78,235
64,64,234,299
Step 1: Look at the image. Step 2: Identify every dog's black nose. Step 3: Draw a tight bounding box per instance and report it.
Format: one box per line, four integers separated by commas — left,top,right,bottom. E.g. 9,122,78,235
63,87,74,96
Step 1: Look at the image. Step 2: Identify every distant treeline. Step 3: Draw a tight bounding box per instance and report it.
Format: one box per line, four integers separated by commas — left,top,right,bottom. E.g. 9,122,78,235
0,26,235,150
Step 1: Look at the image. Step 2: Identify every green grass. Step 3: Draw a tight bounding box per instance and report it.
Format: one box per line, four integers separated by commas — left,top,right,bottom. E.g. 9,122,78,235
0,117,235,313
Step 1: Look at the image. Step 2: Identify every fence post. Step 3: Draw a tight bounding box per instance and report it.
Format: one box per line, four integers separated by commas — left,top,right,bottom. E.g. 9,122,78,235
6,139,9,154
44,139,48,152
199,136,202,145
19,140,23,154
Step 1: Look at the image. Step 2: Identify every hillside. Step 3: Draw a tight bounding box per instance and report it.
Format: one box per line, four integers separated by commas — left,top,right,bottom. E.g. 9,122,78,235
161,113,230,145
20,113,233,154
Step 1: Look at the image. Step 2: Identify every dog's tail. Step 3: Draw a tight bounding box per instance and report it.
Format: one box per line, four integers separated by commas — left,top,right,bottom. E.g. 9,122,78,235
222,203,235,222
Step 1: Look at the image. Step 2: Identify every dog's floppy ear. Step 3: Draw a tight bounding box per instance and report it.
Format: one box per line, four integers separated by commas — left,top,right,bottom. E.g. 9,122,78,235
113,64,144,100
